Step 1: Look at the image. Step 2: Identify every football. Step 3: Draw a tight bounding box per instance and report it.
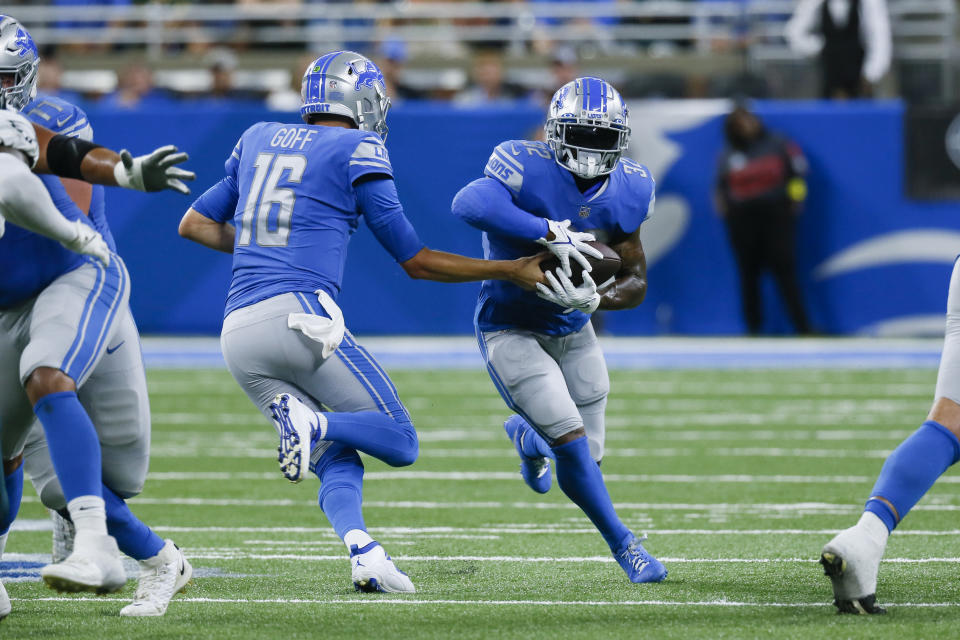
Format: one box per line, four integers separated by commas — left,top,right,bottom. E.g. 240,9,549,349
540,240,622,288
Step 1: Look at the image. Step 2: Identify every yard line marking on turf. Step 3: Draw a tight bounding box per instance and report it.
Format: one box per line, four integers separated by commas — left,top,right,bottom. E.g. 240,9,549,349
137,525,960,537
140,470,957,485
24,496,959,513
19,596,960,608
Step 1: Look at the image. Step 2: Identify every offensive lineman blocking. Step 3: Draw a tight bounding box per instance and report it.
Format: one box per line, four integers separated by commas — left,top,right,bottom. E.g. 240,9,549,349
179,51,546,592
451,77,667,583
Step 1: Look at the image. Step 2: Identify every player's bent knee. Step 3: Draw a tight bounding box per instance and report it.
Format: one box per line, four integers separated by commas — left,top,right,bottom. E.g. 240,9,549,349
928,397,960,439
24,366,76,405
552,427,587,447
2,455,23,475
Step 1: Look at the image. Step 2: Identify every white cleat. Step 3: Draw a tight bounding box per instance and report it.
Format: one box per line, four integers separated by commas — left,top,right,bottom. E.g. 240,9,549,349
270,393,320,483
120,540,193,617
820,521,888,614
350,541,415,593
0,580,10,621
50,509,76,564
40,532,126,594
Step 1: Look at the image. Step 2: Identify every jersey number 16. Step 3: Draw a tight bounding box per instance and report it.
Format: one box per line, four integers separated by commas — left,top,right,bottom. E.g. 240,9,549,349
238,152,307,247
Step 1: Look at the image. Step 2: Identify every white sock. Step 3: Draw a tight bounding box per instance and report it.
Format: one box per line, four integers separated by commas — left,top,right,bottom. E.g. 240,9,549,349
314,411,329,440
343,529,374,552
857,511,890,547
67,496,107,536
0,532,7,560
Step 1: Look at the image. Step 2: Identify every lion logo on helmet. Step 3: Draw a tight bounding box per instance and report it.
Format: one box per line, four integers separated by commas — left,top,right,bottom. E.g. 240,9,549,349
353,61,384,91
14,26,36,58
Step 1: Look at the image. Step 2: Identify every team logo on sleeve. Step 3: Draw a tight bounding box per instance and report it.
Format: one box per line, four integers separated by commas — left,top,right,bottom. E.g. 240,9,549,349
353,61,384,91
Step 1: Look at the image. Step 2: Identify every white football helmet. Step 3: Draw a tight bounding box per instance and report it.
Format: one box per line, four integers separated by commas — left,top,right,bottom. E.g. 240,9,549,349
545,77,630,180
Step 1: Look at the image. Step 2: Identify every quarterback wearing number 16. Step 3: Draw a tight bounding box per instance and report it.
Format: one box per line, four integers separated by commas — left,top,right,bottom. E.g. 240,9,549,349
179,51,545,594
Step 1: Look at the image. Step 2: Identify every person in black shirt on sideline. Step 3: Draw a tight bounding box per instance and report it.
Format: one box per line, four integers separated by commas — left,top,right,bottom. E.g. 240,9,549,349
715,106,812,335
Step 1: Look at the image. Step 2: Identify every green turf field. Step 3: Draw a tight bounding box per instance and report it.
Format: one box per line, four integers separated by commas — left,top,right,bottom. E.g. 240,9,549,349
4,366,959,639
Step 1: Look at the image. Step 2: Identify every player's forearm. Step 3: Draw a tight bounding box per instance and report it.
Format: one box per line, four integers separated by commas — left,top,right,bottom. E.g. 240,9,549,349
32,124,120,184
0,155,80,245
179,208,235,253
599,275,647,310
451,178,548,242
402,248,517,283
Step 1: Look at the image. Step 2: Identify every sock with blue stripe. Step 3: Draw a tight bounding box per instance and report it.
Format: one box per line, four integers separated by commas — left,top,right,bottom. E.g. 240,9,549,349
0,466,23,535
103,484,164,561
317,412,418,467
316,444,368,550
865,420,960,532
33,391,103,501
552,436,631,552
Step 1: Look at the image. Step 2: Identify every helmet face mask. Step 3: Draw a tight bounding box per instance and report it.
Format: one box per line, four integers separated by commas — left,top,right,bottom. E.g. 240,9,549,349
300,51,391,141
545,77,630,180
0,16,39,112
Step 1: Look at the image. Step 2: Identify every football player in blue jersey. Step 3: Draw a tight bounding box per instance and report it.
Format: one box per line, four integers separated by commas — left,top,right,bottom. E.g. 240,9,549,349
0,16,193,616
178,51,545,593
451,77,667,583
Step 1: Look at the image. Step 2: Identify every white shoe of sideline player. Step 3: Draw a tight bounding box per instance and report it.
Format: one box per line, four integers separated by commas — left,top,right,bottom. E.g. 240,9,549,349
350,541,415,593
820,515,888,614
120,540,192,617
41,531,126,594
50,509,76,564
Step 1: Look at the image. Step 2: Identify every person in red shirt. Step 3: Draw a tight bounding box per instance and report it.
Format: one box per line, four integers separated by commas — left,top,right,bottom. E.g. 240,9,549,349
715,105,811,335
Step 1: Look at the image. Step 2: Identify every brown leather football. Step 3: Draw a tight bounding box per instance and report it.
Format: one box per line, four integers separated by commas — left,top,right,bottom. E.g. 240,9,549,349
539,241,622,288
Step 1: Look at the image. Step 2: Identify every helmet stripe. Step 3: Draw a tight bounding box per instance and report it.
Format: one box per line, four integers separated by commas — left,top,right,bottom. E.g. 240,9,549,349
315,51,340,103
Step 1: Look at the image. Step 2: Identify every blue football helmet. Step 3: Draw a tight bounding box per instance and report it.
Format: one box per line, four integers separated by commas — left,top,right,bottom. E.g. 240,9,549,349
0,15,39,112
300,51,390,140
545,77,631,180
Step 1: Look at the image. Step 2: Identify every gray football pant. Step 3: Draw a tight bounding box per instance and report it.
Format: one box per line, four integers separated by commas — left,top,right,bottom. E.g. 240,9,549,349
478,323,610,461
936,258,960,405
0,259,148,505
20,308,151,509
221,292,412,470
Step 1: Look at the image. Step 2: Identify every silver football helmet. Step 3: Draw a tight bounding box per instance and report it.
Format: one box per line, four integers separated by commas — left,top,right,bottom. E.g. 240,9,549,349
300,51,390,140
0,15,39,112
545,77,630,180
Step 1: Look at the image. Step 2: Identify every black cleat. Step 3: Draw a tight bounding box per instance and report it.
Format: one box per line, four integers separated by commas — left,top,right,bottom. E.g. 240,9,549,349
820,552,886,615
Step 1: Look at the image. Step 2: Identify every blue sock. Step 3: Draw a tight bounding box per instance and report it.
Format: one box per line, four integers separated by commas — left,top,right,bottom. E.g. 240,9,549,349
0,466,24,535
315,444,366,539
33,391,102,501
865,420,960,532
102,485,164,561
552,436,631,552
506,415,555,459
319,412,418,468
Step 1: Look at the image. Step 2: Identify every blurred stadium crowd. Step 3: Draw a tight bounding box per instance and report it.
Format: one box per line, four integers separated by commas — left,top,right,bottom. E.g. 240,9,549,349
8,0,959,108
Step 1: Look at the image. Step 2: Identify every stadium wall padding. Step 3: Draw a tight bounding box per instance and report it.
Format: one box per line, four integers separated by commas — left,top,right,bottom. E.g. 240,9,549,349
90,100,960,336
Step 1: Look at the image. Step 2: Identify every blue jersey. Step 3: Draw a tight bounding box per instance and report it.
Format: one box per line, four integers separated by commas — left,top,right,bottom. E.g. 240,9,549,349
470,139,655,336
0,95,112,309
192,123,423,317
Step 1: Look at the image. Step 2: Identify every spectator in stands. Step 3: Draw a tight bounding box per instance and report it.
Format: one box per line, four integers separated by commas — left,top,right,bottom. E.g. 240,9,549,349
378,39,424,102
266,53,317,112
199,47,262,104
530,46,579,106
35,55,84,104
714,105,812,335
785,0,892,99
454,48,524,106
100,62,173,110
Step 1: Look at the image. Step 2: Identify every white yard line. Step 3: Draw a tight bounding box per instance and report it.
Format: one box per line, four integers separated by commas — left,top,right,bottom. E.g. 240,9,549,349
16,595,960,608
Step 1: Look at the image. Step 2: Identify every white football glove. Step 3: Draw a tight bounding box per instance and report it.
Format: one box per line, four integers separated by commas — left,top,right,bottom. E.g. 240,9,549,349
113,145,196,195
536,218,603,277
536,269,601,314
61,219,111,267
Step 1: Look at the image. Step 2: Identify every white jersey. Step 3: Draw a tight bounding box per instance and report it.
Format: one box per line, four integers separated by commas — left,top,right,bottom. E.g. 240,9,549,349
0,108,39,168
0,109,40,169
